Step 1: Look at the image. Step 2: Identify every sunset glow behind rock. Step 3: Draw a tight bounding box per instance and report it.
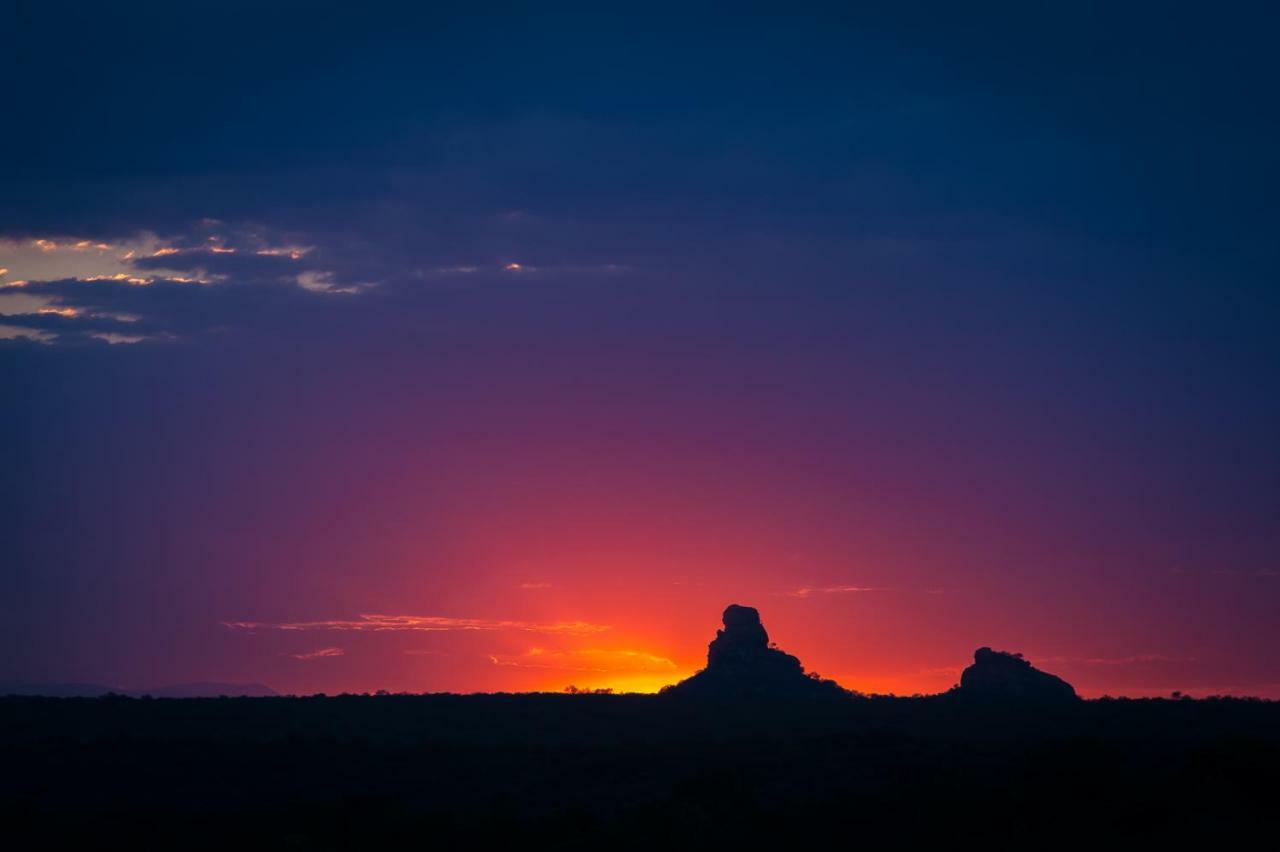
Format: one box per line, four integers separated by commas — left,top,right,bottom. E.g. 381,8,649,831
3,2,1277,700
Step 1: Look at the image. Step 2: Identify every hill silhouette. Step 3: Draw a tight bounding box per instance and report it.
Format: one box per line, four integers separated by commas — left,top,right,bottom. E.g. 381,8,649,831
662,604,1080,706
662,604,848,700
954,647,1078,703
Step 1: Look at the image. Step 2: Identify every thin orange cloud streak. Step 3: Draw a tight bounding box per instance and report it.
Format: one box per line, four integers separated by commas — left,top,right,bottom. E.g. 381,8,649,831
787,585,888,598
488,648,678,673
287,647,345,660
223,613,611,635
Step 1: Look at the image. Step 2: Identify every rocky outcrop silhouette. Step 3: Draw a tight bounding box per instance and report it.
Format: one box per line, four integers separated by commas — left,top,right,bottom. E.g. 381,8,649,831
663,604,848,700
954,647,1078,703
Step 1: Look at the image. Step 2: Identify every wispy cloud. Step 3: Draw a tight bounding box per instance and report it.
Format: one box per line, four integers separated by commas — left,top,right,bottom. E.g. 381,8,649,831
1,221,633,346
488,648,677,673
0,224,367,345
295,270,374,294
788,585,888,598
286,647,345,660
91,331,155,345
1036,653,1194,666
416,262,630,280
0,287,170,344
1081,654,1192,666
224,613,610,635
0,323,56,343
518,581,552,589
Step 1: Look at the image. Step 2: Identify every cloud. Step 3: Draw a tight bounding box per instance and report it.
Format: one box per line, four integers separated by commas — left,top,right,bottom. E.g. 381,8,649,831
488,648,678,673
89,331,156,345
0,268,350,346
0,323,56,343
414,261,631,281
0,224,373,345
518,581,552,589
295,270,374,294
0,284,179,345
788,585,888,598
1081,654,1192,666
1036,653,1195,666
287,647,345,660
223,613,610,635
0,233,177,287
0,220,632,346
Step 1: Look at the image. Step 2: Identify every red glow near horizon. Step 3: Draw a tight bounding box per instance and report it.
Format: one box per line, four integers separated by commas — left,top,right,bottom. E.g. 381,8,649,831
7,285,1278,702
4,5,1279,711
203,412,1275,700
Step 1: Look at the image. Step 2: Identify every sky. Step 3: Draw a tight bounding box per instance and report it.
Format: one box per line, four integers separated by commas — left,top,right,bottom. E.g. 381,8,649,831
2,1,1278,698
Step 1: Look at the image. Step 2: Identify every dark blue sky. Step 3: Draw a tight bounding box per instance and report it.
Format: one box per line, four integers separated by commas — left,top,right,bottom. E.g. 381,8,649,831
2,1,1277,696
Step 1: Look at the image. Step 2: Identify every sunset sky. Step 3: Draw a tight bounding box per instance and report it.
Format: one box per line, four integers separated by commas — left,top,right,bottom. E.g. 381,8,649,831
3,2,1277,698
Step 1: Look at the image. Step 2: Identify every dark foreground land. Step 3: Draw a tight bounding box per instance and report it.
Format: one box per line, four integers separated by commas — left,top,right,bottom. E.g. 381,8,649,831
2,693,1278,848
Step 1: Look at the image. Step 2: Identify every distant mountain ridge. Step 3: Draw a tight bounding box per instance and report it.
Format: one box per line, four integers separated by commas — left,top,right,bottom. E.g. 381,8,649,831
0,681,278,698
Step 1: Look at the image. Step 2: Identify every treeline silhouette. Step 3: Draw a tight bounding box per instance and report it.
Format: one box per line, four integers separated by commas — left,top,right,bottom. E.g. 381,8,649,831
3,606,1276,846
2,691,1277,846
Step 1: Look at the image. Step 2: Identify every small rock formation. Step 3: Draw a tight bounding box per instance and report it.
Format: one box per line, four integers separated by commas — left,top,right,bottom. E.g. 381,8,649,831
663,604,847,700
955,647,1077,703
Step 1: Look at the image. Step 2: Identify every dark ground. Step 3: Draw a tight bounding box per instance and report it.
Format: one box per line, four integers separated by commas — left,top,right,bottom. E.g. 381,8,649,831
2,693,1277,848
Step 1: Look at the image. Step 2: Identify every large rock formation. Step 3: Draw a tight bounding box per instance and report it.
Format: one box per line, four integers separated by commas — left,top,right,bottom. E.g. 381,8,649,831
955,647,1078,703
663,604,847,700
